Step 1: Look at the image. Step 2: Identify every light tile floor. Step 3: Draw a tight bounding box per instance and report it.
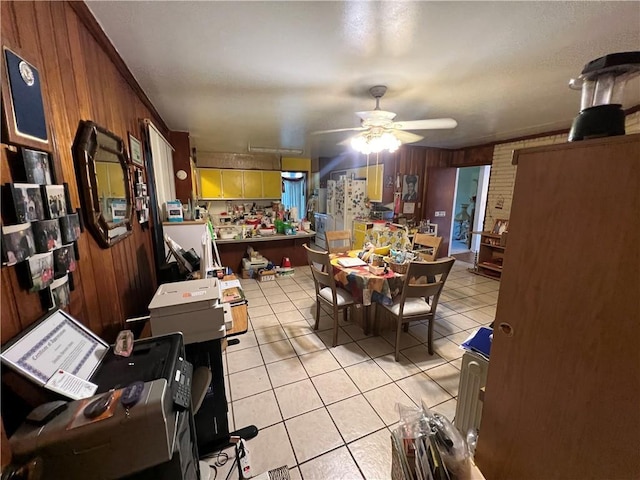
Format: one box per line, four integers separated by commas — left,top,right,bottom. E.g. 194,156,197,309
206,260,497,480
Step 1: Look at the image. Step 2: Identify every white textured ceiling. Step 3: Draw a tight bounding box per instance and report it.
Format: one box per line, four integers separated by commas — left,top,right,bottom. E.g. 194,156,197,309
86,1,640,158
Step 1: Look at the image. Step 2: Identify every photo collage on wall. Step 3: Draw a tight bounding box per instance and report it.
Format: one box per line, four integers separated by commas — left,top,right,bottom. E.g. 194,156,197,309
2,148,81,308
134,168,150,224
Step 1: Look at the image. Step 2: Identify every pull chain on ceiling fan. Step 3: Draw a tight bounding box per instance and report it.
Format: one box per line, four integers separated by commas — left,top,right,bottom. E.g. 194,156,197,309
312,85,457,154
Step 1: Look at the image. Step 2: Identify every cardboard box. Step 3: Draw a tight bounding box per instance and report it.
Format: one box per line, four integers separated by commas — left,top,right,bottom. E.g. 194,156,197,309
241,269,253,279
258,269,277,282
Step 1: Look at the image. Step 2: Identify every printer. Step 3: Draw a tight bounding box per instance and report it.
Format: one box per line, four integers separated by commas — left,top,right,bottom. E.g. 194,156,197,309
148,278,230,344
9,379,199,480
1,309,199,480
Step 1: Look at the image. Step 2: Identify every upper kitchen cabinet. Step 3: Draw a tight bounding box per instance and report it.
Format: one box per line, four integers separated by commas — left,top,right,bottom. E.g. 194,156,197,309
221,170,244,198
243,170,263,197
366,164,384,202
197,168,282,199
263,171,282,199
200,169,223,198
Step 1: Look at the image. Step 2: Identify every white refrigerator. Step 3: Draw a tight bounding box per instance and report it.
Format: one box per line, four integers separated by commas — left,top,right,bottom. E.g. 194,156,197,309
327,179,369,234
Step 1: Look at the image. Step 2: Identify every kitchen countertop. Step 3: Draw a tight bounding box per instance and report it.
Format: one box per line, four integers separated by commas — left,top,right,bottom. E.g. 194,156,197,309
215,231,315,244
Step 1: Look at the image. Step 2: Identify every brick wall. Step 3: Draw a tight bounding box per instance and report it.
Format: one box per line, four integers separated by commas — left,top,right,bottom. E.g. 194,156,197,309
483,111,640,230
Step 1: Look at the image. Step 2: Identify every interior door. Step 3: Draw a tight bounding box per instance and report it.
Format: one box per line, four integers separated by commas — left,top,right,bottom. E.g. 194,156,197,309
475,136,640,479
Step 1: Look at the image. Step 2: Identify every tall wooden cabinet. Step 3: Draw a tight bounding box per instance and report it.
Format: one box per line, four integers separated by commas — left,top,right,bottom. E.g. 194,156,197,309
475,134,639,479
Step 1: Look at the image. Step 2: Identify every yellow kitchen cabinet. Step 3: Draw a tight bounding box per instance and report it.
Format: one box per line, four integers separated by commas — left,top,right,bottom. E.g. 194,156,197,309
243,170,263,198
95,162,125,198
366,164,384,202
95,162,109,198
108,163,126,198
263,171,282,199
199,169,223,198
221,170,243,198
353,220,373,249
198,168,282,199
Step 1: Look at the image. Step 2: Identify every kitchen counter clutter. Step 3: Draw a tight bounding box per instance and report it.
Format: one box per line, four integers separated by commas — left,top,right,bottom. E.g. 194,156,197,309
215,230,315,244
216,231,316,272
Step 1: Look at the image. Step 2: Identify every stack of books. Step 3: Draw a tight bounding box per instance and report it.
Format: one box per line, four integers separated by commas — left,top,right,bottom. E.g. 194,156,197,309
219,279,247,307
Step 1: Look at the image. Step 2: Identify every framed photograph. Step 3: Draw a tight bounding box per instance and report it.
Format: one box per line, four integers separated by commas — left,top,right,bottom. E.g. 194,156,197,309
2,223,35,265
9,183,45,223
59,213,81,244
19,148,53,184
492,219,509,235
53,244,76,276
129,133,143,167
1,46,49,149
402,175,419,202
28,252,54,292
50,274,71,309
32,219,62,253
41,184,67,219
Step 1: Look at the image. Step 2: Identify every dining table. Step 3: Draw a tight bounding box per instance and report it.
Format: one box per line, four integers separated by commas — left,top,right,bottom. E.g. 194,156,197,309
329,251,405,334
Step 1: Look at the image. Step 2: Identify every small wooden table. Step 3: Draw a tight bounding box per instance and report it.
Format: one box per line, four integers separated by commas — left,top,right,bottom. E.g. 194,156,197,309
222,274,248,339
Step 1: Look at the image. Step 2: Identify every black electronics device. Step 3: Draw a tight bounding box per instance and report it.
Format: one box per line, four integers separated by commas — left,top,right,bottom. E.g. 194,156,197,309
83,390,114,419
25,400,68,425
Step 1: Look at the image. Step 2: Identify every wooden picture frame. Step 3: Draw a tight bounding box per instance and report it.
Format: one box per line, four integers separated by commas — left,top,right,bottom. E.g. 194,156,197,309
1,45,50,150
129,133,144,167
492,218,509,235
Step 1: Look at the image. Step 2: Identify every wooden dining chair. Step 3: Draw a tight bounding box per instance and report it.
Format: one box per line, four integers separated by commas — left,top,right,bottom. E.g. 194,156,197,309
325,230,352,254
412,234,443,262
303,244,355,346
378,257,455,361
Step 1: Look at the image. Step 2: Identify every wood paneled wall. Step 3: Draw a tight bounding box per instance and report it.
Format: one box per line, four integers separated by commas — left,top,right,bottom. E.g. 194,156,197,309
1,1,167,347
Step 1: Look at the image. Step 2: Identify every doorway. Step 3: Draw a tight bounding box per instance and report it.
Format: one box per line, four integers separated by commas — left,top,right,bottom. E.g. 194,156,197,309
450,165,491,255
281,172,306,221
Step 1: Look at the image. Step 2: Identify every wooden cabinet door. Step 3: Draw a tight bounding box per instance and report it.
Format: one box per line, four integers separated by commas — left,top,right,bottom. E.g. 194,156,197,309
199,169,223,198
95,162,109,198
243,170,263,198
108,163,126,198
262,171,282,199
475,135,640,479
366,164,383,202
221,170,243,198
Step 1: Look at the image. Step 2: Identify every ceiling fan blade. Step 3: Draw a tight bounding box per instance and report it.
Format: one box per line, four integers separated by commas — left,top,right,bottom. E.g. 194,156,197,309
392,130,424,144
311,127,365,135
390,118,458,130
356,110,397,122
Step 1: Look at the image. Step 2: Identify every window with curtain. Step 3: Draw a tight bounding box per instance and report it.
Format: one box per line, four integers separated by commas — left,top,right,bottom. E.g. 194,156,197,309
146,120,175,210
281,173,306,221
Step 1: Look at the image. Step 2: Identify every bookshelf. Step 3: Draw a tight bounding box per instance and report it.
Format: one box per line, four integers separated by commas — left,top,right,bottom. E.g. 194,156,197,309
473,232,506,280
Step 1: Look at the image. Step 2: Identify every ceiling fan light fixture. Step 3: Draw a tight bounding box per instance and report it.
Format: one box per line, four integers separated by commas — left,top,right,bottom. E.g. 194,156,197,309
351,130,401,155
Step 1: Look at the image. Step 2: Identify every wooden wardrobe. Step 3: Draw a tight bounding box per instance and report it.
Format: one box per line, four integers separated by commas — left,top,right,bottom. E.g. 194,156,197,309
475,134,639,479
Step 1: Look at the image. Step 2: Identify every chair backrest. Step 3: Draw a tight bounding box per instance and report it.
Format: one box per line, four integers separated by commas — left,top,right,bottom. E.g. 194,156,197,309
303,244,337,292
412,234,443,262
398,257,455,316
325,230,352,254
364,227,412,250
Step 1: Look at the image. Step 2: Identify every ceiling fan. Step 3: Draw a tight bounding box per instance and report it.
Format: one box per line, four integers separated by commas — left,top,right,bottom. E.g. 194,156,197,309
313,85,457,153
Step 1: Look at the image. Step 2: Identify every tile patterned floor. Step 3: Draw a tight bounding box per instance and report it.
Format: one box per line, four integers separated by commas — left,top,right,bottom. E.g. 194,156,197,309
206,260,497,480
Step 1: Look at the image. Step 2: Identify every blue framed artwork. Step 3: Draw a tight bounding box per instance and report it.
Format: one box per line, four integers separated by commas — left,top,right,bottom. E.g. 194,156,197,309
1,46,49,149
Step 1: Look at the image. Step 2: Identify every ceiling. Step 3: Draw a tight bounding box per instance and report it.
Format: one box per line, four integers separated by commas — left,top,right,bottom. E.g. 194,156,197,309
86,1,640,159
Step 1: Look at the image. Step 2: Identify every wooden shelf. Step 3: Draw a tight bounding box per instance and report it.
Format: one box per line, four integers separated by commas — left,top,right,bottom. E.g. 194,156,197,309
474,231,507,280
480,262,502,272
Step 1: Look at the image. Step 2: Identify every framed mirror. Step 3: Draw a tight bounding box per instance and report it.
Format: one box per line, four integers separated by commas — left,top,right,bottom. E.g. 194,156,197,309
72,120,132,248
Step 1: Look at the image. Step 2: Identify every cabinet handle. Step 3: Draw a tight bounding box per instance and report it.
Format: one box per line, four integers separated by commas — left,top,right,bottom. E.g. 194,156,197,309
498,322,514,337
